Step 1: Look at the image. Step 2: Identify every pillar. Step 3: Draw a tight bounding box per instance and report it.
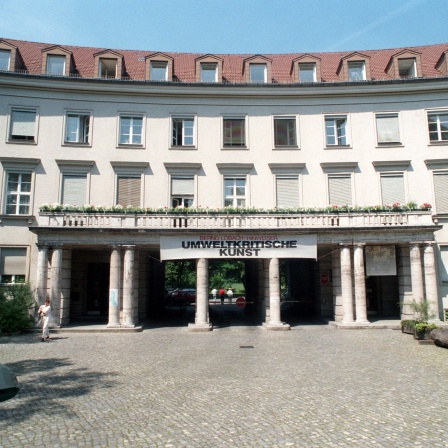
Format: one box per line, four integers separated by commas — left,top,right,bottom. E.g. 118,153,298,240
340,244,354,324
409,243,424,304
263,258,290,330
50,246,63,327
107,245,121,327
424,243,441,322
36,244,49,306
188,258,212,331
60,248,72,327
122,245,135,327
354,244,369,324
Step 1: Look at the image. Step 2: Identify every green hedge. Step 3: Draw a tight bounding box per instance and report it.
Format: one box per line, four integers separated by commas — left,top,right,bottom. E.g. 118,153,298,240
0,283,35,334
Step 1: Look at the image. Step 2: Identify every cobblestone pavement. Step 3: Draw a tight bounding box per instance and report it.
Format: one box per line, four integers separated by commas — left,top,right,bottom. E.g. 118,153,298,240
1,326,448,447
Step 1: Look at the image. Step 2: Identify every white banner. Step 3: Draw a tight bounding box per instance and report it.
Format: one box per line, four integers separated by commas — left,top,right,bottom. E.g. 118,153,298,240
160,234,317,260
365,246,397,276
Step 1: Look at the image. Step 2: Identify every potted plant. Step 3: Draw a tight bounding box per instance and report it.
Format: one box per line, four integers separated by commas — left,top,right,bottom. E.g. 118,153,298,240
402,299,438,340
414,322,438,340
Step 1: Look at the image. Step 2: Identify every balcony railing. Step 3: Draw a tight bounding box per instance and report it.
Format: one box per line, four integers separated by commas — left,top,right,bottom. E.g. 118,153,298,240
37,211,435,231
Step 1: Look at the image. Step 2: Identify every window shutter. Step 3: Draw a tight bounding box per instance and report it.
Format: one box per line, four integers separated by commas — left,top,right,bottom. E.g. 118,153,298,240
328,175,352,205
376,115,400,143
381,174,405,205
172,177,194,195
62,175,87,206
434,173,448,213
11,110,35,137
117,177,141,207
276,177,299,208
0,248,26,275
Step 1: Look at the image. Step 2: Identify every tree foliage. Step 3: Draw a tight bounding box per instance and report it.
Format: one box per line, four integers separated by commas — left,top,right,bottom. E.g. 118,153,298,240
0,283,35,334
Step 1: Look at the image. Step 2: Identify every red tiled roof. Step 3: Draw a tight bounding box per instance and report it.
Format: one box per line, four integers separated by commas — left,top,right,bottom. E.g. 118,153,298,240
2,38,448,83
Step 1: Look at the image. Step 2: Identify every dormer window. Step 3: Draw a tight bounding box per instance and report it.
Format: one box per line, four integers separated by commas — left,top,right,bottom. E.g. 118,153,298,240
99,58,117,79
150,61,167,81
347,61,365,81
250,63,266,83
398,58,416,78
200,63,217,82
298,63,316,82
46,55,65,75
0,49,11,71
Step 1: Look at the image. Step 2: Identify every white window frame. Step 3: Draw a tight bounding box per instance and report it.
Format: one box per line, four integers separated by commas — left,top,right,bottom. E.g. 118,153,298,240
222,116,247,148
298,63,316,82
46,54,66,76
171,115,196,148
56,160,94,206
398,58,417,78
249,63,266,83
427,110,448,144
0,49,11,71
117,113,145,147
432,170,448,214
223,176,247,207
0,247,28,285
170,176,195,208
375,112,401,146
324,115,349,147
439,246,448,284
4,172,32,215
273,115,298,148
150,61,168,81
379,172,406,206
200,63,218,82
275,175,300,208
7,107,39,144
99,58,117,79
63,111,92,145
347,61,366,81
327,173,353,206
111,162,148,208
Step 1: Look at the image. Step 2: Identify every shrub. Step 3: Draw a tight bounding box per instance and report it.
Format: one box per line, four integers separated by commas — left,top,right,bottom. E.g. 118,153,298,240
0,283,35,334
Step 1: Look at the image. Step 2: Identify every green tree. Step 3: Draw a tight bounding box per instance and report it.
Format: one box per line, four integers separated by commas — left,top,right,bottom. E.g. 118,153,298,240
0,283,35,334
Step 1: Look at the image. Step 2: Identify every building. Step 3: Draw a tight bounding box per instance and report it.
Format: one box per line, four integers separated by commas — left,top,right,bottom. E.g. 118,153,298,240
1,38,448,331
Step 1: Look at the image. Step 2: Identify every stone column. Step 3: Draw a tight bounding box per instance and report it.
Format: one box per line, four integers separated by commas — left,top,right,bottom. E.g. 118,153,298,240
50,246,63,327
107,245,121,327
409,243,424,305
263,258,290,330
354,244,369,324
122,245,135,327
188,258,212,331
340,244,354,324
60,248,72,327
424,243,441,322
36,244,49,306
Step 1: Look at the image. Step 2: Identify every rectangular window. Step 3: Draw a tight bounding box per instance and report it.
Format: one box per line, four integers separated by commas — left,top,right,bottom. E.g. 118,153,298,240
150,61,167,81
119,115,143,145
328,174,352,206
46,55,65,75
61,174,87,206
276,176,299,208
376,113,400,144
223,118,245,147
298,63,316,82
200,63,217,82
440,246,448,282
249,64,266,83
348,61,365,81
0,49,11,71
274,117,297,147
9,109,37,142
171,177,194,208
434,172,448,213
172,117,194,146
428,112,448,143
224,177,246,207
117,176,141,207
5,173,31,215
65,113,90,144
99,58,117,79
398,58,416,78
0,248,26,284
325,116,347,146
380,173,405,205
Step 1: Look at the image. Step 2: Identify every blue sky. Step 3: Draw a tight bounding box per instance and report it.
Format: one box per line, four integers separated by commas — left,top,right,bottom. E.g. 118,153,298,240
1,0,446,54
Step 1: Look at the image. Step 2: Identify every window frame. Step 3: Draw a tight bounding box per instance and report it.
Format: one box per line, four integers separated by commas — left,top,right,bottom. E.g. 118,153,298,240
347,61,366,81
273,115,299,149
4,172,32,216
249,63,267,83
275,175,300,208
56,160,94,207
324,114,349,147
398,58,417,78
427,110,448,144
170,115,197,148
63,110,92,146
379,172,406,206
150,61,168,81
222,116,247,149
0,247,28,285
7,107,39,144
117,113,145,147
298,63,316,83
200,62,218,83
0,49,11,71
170,176,195,208
99,57,118,79
375,112,402,146
45,54,66,76
223,176,247,207
432,170,448,215
111,162,148,208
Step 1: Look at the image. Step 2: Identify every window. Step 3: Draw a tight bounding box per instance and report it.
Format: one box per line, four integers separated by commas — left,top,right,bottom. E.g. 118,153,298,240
65,113,90,144
0,49,11,71
200,63,217,82
0,248,26,284
5,173,31,215
249,64,266,83
376,114,400,144
99,58,117,79
61,174,87,206
398,58,416,78
150,61,167,81
298,63,316,82
440,246,448,282
223,118,245,147
433,172,448,213
172,117,194,146
119,115,143,145
276,176,299,208
348,61,365,81
380,173,405,205
428,112,448,143
46,55,65,75
325,116,347,146
9,108,37,142
224,177,246,207
171,177,194,208
274,117,297,147
117,176,141,207
328,174,352,206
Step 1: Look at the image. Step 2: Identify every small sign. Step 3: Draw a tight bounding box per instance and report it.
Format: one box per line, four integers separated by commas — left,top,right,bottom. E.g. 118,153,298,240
235,297,246,308
320,273,329,284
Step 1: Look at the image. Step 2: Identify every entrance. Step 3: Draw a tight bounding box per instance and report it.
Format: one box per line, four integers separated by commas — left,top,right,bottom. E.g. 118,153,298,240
366,275,400,318
86,263,110,317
